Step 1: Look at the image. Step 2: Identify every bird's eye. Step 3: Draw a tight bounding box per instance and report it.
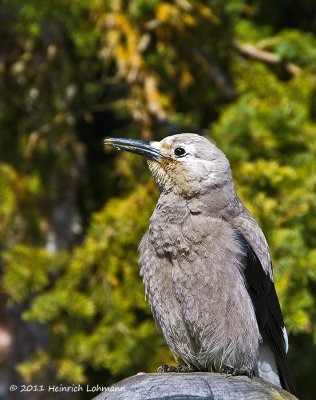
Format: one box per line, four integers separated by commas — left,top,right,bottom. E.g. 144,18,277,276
174,147,186,157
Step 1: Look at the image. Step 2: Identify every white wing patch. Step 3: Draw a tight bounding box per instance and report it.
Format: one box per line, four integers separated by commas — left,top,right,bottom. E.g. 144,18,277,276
282,326,289,353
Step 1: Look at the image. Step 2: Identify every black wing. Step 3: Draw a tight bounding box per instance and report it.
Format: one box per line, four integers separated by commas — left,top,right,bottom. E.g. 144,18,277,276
236,230,298,397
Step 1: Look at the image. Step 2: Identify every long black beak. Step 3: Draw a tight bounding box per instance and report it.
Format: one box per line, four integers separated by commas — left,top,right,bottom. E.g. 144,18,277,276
104,137,163,160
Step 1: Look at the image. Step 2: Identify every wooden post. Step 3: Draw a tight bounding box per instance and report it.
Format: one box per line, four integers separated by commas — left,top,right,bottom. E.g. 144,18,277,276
92,372,298,400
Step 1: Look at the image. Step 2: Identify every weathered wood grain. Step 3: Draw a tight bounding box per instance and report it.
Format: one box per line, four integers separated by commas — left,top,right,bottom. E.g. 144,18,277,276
92,372,298,400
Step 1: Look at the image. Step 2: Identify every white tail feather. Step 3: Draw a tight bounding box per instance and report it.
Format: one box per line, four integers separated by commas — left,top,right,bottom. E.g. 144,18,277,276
255,342,281,387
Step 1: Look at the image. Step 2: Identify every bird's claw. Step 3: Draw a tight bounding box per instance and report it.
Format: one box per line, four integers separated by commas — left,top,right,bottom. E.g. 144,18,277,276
222,365,254,379
222,365,238,377
158,364,191,373
246,369,254,379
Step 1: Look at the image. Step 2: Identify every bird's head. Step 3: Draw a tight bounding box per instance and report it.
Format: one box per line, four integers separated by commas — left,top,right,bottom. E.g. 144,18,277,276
104,133,232,197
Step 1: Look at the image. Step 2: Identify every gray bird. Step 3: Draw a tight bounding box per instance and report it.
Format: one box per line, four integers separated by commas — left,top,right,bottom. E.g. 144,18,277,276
104,133,297,396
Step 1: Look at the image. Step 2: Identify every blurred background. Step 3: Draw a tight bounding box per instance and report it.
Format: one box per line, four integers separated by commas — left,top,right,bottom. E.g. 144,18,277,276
0,0,316,399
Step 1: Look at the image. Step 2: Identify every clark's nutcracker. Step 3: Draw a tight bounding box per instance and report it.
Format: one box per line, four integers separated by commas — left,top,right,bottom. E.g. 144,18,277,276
104,133,297,396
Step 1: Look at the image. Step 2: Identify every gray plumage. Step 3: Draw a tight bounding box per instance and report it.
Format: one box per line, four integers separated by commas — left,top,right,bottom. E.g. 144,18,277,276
104,133,297,397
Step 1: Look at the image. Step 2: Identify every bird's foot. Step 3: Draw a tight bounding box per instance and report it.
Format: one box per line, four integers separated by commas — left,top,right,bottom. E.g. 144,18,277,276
246,369,254,379
222,365,254,379
158,364,192,373
222,365,238,377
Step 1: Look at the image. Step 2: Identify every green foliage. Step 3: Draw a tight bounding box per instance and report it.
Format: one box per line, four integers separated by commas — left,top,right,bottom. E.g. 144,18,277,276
1,0,316,399
0,163,18,240
3,245,68,303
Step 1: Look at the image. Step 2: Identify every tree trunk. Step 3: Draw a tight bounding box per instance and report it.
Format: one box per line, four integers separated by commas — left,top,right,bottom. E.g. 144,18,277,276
92,372,298,400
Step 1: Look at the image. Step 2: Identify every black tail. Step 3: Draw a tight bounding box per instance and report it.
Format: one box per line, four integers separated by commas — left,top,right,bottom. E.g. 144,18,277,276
237,231,298,397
